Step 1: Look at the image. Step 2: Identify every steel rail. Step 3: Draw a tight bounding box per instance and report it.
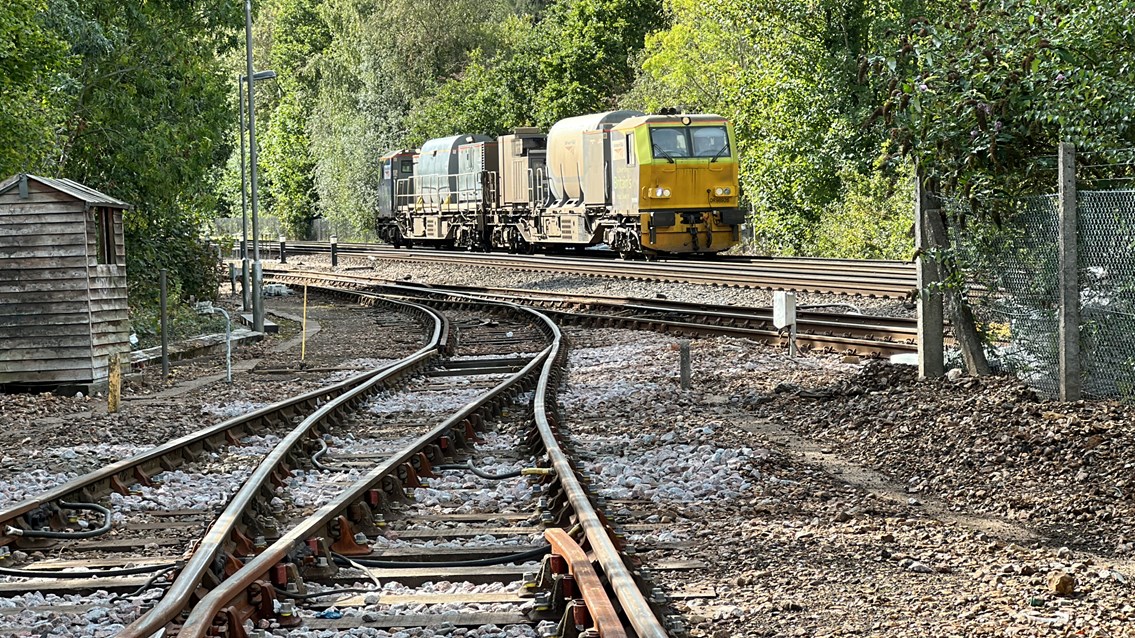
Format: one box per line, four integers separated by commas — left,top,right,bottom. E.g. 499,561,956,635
282,241,915,297
173,320,552,636
543,308,916,356
288,241,916,270
266,268,919,356
0,298,441,549
381,283,670,636
544,528,626,638
515,291,670,638
119,294,448,638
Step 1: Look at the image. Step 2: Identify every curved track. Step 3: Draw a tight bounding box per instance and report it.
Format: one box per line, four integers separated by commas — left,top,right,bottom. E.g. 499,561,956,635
267,267,919,357
278,241,916,298
73,285,669,637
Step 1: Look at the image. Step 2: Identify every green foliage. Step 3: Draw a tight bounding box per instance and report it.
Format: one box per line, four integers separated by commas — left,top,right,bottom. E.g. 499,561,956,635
45,0,239,303
629,0,937,256
878,0,1135,203
533,0,663,124
0,0,69,175
258,0,329,238
813,159,915,260
263,93,319,237
405,16,543,144
308,0,510,236
129,286,228,350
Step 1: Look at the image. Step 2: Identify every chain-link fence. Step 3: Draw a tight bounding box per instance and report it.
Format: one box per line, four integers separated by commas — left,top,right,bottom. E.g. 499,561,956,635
212,217,281,242
1077,191,1135,397
950,189,1135,399
950,195,1061,395
211,217,376,243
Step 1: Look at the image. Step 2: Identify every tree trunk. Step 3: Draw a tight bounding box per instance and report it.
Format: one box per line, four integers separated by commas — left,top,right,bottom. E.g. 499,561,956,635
924,205,991,376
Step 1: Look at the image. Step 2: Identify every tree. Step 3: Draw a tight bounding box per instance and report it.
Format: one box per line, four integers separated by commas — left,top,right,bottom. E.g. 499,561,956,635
0,0,69,175
405,16,543,144
47,0,241,302
535,0,663,125
260,0,330,238
308,0,510,237
630,0,942,255
880,0,1135,203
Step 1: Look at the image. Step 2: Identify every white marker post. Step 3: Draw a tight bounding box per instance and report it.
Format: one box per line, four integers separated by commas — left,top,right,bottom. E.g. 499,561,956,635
773,291,797,357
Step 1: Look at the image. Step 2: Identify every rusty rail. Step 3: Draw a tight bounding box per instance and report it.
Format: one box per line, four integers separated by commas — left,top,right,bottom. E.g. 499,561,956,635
161,282,673,637
0,295,443,549
118,294,448,638
268,267,918,357
281,241,917,297
170,312,552,636
544,528,627,638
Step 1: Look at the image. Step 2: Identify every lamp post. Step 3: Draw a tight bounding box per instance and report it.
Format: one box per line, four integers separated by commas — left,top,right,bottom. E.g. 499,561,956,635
243,0,272,332
238,68,276,314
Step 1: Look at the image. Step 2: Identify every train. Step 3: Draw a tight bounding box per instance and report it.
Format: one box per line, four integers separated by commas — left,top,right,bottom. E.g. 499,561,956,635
375,109,744,257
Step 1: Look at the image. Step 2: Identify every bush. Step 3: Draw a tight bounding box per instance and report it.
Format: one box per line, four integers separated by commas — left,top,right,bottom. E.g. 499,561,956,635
811,162,915,260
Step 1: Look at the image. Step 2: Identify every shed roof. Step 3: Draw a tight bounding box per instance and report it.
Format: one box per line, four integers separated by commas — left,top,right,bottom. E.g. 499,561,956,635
0,174,133,210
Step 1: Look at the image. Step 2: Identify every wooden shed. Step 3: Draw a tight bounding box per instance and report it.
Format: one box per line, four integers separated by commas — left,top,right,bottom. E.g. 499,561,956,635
0,174,132,391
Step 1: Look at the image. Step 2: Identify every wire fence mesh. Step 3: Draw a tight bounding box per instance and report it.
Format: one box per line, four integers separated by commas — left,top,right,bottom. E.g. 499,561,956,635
950,189,1135,399
950,195,1061,396
1077,190,1135,397
211,217,281,242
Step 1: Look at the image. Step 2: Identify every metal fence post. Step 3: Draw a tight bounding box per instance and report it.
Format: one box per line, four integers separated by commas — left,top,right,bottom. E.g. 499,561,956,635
679,339,691,390
241,240,251,311
160,269,170,380
915,172,945,378
1058,142,1081,401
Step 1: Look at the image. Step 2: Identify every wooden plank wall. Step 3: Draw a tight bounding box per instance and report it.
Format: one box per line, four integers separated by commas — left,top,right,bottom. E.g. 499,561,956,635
86,208,129,380
0,181,94,384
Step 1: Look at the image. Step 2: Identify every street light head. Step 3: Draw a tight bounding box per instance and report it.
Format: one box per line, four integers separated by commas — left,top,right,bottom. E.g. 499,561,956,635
240,70,278,83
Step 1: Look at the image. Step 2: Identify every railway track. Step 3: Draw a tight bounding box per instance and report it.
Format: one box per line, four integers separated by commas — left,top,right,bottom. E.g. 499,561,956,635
0,286,675,637
147,288,666,637
277,241,916,298
266,267,919,357
0,294,445,631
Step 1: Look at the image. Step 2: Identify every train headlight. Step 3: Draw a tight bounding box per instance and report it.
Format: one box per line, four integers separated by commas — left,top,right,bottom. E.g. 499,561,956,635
655,187,671,198
714,188,724,196
724,187,732,195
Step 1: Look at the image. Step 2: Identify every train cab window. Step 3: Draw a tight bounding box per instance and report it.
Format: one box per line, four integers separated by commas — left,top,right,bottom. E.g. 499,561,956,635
649,127,690,159
626,133,636,165
691,126,730,158
400,160,413,173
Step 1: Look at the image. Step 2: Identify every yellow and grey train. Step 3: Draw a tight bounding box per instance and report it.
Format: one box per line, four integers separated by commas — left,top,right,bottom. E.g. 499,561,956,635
375,109,744,256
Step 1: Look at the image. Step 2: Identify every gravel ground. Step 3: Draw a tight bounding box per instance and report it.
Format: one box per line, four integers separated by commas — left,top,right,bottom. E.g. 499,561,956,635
285,254,914,316
559,327,1135,637
10,268,1130,636
0,293,433,636
0,292,427,477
